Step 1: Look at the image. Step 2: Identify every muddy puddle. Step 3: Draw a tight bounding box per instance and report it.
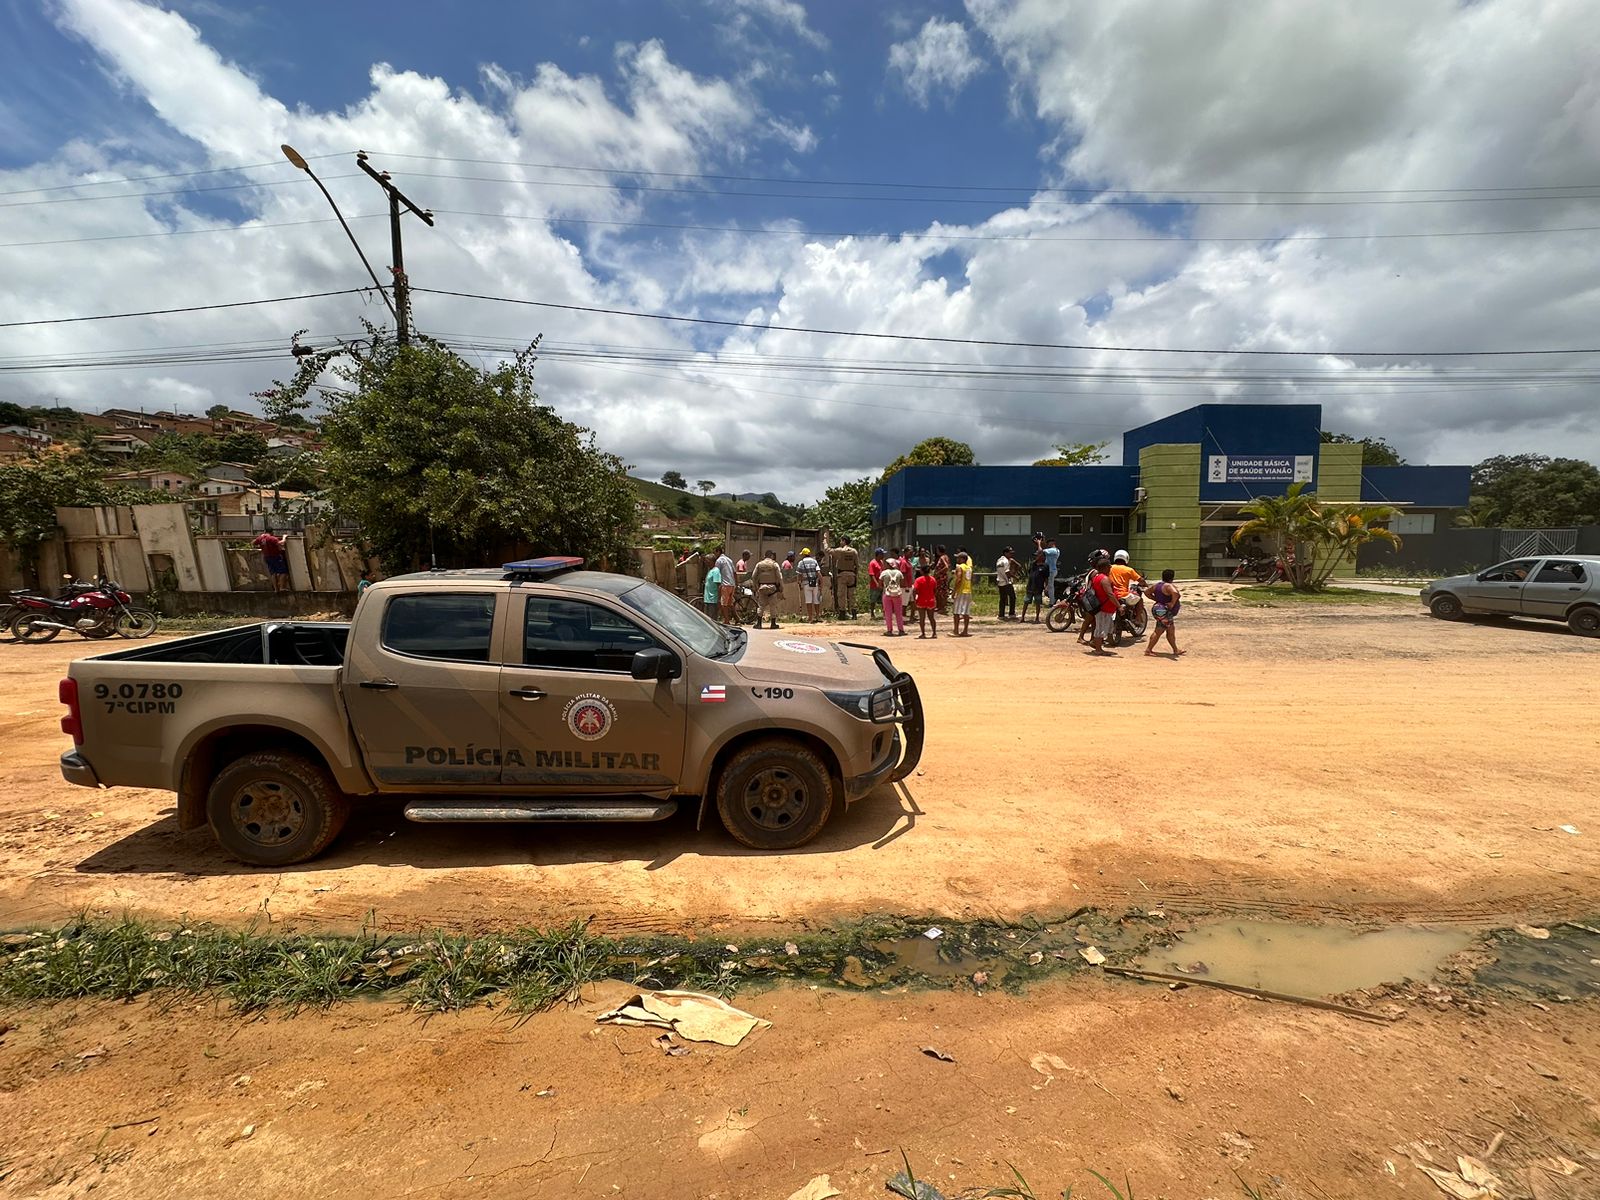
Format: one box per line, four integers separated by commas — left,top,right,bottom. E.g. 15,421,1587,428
1133,919,1473,997
1472,922,1600,1000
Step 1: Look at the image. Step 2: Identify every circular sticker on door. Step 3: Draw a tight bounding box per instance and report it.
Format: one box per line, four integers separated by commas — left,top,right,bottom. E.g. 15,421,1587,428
774,640,826,654
563,693,617,741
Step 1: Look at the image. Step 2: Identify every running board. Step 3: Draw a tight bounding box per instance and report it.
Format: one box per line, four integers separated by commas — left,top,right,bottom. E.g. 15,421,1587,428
402,798,679,823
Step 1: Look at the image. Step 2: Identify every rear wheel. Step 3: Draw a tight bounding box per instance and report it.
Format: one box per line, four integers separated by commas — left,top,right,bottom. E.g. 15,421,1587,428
0,605,19,643
10,613,59,643
715,738,834,851
115,609,158,638
1428,594,1464,621
1568,607,1600,637
206,751,350,866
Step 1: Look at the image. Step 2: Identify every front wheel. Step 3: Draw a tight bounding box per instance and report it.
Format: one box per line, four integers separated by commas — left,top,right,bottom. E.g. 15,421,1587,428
10,613,59,643
116,609,159,638
1045,605,1075,634
715,738,834,851
1568,607,1600,637
206,751,350,866
1429,594,1464,621
1124,608,1149,639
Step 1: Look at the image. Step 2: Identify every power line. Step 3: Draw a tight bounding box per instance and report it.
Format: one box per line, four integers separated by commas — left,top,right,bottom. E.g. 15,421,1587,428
0,172,364,210
0,152,346,199
367,151,1600,199
0,289,373,329
0,214,387,250
413,286,1600,358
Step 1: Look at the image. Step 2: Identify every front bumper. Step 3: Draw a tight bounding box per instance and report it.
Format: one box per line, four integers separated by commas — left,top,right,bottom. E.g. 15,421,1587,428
840,643,926,789
846,728,903,802
60,748,103,788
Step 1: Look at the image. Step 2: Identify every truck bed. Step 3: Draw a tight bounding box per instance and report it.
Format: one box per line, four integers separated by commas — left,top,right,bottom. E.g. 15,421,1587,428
94,622,350,666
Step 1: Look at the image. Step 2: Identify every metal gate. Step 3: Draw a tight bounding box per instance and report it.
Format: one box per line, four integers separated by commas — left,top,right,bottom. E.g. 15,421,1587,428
1498,528,1578,558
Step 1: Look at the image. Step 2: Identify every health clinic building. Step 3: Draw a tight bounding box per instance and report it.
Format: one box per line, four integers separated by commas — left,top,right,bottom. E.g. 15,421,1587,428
870,403,1470,577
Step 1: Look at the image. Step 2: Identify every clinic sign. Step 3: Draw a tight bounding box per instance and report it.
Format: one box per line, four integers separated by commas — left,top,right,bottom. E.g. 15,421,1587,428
1207,454,1314,485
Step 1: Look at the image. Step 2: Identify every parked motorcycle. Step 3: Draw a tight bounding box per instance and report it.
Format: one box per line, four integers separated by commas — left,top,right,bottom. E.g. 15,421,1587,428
0,577,102,644
8,576,158,642
1231,555,1288,584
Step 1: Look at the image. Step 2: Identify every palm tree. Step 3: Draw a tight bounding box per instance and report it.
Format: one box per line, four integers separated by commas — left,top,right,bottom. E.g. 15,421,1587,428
1308,506,1402,588
1232,482,1320,587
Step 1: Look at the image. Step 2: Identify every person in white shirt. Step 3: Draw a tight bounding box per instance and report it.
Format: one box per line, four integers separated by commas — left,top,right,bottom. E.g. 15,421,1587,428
995,546,1018,620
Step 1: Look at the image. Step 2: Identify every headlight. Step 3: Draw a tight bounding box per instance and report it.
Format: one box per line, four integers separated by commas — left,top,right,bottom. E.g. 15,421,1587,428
824,686,897,721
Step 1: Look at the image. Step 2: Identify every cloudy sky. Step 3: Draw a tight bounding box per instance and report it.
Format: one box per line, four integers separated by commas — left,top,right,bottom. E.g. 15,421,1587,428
1,0,1598,499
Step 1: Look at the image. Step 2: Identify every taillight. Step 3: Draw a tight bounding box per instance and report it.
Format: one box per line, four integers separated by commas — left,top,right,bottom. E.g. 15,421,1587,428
59,678,83,745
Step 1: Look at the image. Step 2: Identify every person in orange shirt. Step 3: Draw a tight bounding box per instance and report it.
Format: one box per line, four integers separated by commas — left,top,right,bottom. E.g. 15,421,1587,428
1109,550,1144,600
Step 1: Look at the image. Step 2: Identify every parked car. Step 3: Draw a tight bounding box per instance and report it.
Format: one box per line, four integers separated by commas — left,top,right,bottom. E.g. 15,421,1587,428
1420,556,1600,635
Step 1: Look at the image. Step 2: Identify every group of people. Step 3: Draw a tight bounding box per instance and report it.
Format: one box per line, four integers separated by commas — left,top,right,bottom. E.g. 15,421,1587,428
699,539,863,628
1073,547,1185,658
866,546,975,638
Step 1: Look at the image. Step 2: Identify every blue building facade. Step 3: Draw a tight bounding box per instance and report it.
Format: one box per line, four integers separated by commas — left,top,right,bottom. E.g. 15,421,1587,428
870,403,1470,577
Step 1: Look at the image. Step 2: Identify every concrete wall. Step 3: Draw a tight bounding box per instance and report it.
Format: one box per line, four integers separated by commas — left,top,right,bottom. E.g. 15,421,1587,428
132,504,205,592
1130,443,1201,577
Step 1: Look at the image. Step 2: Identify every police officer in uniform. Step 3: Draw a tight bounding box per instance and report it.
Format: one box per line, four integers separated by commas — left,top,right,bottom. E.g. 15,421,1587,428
751,550,783,629
829,537,860,619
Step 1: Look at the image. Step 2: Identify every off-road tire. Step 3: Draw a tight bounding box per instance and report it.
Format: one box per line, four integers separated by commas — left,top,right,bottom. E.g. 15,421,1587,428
206,751,350,867
1429,594,1464,621
1568,606,1600,637
10,613,59,643
714,738,835,851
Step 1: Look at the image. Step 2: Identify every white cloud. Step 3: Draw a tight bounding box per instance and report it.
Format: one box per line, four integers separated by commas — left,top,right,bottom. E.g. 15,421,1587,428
888,17,984,107
715,0,827,50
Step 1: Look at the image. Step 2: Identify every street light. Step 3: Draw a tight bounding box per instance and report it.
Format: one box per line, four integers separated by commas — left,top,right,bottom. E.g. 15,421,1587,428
280,143,398,324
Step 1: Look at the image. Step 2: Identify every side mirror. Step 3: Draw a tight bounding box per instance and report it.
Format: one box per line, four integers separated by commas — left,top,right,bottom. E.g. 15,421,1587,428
630,647,681,681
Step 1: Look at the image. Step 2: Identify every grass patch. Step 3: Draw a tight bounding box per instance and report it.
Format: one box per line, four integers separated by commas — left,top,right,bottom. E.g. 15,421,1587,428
0,912,1149,1014
1233,585,1420,607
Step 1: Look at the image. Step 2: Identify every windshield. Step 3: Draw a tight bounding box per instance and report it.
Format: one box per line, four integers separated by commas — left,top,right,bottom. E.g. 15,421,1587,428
618,579,728,658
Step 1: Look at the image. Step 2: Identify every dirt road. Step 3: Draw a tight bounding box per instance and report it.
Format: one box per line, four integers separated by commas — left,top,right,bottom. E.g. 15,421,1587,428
0,603,1594,935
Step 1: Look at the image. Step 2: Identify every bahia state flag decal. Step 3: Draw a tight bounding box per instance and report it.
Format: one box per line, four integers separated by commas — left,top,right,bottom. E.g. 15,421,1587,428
699,684,727,703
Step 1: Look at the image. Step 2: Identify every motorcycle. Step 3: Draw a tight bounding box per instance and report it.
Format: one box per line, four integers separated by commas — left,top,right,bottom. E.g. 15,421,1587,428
0,577,100,643
1231,555,1288,584
1109,581,1149,645
8,576,158,642
1045,572,1090,633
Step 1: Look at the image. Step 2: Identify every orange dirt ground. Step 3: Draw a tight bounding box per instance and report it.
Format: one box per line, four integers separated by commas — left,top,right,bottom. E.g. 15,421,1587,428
1,599,1597,1199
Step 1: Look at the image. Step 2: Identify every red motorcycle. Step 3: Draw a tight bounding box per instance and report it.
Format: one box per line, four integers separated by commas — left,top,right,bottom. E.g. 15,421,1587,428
1231,555,1289,584
8,576,158,642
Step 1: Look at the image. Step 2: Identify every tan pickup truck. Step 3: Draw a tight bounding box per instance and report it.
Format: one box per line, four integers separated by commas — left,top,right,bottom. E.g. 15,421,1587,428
57,559,923,866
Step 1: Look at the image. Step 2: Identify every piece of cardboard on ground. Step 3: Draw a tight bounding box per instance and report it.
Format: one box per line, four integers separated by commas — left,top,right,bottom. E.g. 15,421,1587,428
595,989,770,1046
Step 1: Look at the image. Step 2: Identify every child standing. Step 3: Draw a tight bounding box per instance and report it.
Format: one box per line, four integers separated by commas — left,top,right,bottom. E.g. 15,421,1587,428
1145,569,1185,657
912,566,939,638
879,560,906,636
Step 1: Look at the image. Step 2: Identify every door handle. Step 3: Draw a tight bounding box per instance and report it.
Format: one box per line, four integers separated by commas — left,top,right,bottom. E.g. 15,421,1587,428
360,679,400,691
509,687,547,701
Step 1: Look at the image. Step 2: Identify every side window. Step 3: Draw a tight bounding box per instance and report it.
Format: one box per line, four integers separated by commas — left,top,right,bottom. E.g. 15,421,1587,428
1532,561,1584,584
1478,559,1537,582
382,594,496,663
525,598,659,672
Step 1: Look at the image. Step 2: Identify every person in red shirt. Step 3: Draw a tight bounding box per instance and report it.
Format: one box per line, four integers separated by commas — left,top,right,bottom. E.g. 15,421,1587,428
252,531,289,593
1086,549,1118,655
867,549,886,621
912,565,939,639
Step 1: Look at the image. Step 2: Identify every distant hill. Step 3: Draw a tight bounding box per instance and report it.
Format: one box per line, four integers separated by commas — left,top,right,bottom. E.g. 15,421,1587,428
629,477,800,527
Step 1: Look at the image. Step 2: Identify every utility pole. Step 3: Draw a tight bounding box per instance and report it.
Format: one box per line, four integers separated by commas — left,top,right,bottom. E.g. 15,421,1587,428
355,151,435,345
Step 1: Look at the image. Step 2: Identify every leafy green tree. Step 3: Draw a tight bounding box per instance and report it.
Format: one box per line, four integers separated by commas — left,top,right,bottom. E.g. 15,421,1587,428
659,492,694,519
0,455,165,583
660,470,688,490
0,401,30,426
881,436,976,481
1232,482,1401,591
205,404,232,421
1469,454,1600,527
260,329,638,570
1033,441,1109,467
129,433,203,480
696,479,716,498
203,431,269,466
1320,431,1406,467
806,477,875,543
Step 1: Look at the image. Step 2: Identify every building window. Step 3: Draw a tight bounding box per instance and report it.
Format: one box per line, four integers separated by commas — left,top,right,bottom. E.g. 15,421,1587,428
1102,514,1126,536
1057,514,1082,537
916,514,963,536
1388,513,1436,535
983,514,1030,536
1136,514,1148,534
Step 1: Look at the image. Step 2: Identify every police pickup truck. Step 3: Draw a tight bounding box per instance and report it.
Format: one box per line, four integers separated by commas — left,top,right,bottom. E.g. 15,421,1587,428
57,559,923,866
